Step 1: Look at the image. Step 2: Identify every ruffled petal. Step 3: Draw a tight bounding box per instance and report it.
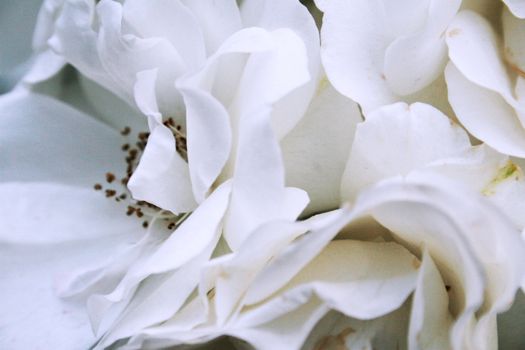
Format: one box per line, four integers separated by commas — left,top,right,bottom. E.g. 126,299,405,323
96,0,186,116
128,69,196,214
87,182,231,340
319,0,459,113
241,0,321,138
224,103,308,249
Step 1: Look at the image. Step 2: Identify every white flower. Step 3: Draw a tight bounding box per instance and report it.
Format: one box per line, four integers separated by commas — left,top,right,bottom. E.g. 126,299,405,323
444,6,525,157
115,175,525,350
1,0,362,348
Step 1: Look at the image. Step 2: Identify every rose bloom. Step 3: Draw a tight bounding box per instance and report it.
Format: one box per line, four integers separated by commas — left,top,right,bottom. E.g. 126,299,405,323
2,0,525,350
1,0,359,348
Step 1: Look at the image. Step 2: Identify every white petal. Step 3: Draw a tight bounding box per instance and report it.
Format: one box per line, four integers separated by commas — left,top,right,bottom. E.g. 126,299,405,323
282,79,362,216
445,62,525,157
96,0,186,116
0,90,125,186
383,35,447,96
370,174,525,348
242,210,349,305
320,0,458,113
206,220,309,325
22,49,66,85
243,240,418,322
229,298,328,350
96,238,218,349
21,0,67,85
176,28,276,201
0,182,143,350
181,0,242,54
445,10,518,108
87,182,231,337
224,104,308,250
127,124,196,214
319,0,397,112
241,0,321,138
122,0,206,70
48,0,121,99
77,73,148,132
408,251,452,350
341,102,471,202
177,85,232,202
128,70,196,214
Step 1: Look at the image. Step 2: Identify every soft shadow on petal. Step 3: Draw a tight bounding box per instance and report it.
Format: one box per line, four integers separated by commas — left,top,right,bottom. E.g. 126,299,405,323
0,90,126,186
282,78,362,216
0,182,143,350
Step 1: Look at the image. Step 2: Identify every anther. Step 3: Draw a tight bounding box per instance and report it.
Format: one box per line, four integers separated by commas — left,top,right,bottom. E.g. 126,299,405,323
142,221,149,228
121,143,130,151
105,189,116,197
120,126,131,136
94,184,102,191
126,206,136,216
105,172,115,183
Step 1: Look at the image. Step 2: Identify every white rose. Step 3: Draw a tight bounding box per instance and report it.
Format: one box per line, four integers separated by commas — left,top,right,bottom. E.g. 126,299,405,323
116,175,525,350
1,0,362,348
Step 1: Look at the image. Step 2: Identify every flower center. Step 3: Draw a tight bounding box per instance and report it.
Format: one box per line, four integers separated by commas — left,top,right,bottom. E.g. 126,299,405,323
93,121,189,229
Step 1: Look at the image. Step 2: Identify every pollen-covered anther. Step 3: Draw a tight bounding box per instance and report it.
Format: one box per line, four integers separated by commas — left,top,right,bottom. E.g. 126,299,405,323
105,189,116,198
126,206,136,216
163,117,188,161
105,172,115,183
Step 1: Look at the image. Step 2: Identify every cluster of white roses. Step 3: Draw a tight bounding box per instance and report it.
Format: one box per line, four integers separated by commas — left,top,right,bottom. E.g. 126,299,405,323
2,0,525,349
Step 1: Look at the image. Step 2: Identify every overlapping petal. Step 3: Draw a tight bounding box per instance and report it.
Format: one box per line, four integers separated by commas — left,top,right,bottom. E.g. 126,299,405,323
445,10,525,157
318,0,460,114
